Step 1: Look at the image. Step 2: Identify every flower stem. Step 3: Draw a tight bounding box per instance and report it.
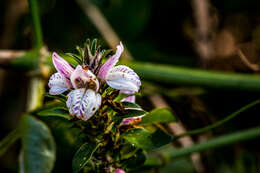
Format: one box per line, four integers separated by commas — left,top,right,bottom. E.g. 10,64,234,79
175,99,260,139
28,0,43,49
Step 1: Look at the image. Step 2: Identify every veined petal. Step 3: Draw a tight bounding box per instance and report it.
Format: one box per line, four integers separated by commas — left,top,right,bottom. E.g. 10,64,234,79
52,52,74,78
98,42,124,80
70,65,99,91
48,73,71,95
106,65,141,93
66,89,101,121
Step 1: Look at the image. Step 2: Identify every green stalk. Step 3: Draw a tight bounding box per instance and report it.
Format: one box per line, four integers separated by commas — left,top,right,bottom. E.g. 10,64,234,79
169,127,260,159
175,99,260,138
125,61,260,91
145,127,260,166
28,0,43,49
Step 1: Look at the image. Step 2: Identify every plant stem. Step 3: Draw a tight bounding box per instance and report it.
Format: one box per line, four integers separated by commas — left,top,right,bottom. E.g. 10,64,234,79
125,61,260,91
175,99,260,138
145,127,260,166
169,127,260,158
28,0,43,49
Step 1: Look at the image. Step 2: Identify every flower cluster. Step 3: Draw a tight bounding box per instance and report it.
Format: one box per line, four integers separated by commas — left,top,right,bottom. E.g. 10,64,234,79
48,42,141,121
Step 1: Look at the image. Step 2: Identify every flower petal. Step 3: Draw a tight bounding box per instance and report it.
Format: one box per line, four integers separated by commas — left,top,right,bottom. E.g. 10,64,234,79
98,42,124,80
48,73,71,95
121,95,135,103
115,168,125,173
52,52,74,78
66,89,101,121
70,65,99,91
106,65,141,93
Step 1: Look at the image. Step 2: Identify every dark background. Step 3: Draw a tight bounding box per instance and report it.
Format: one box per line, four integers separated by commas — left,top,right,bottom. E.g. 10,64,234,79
1,0,260,172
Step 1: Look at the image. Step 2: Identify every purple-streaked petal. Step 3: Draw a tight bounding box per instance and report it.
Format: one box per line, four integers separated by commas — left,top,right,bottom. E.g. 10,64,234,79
52,52,74,78
98,42,124,80
66,89,101,121
70,65,99,91
48,73,71,95
120,116,143,126
106,65,141,93
121,95,135,103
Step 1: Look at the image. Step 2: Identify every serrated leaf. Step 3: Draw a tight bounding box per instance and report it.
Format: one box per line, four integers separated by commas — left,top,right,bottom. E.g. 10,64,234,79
20,115,56,173
0,128,20,157
139,108,176,125
37,108,72,120
72,142,101,173
122,128,173,150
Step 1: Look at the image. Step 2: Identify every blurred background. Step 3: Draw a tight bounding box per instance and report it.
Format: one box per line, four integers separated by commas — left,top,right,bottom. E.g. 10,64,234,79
1,0,260,172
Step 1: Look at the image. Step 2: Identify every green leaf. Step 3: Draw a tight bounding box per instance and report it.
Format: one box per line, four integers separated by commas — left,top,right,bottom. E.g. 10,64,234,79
122,128,173,150
43,93,67,103
65,53,83,64
20,115,56,173
139,108,176,125
121,149,146,170
123,109,147,118
34,101,66,113
91,38,97,56
72,142,101,173
114,93,131,102
37,108,72,120
121,102,141,109
0,128,20,157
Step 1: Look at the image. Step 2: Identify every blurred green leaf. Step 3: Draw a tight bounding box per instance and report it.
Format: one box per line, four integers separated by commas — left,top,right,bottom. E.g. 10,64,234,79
139,108,176,125
72,142,101,173
0,128,20,157
20,115,56,173
37,108,72,120
121,149,146,170
123,109,147,118
43,93,67,103
34,101,66,113
121,102,141,109
122,128,173,150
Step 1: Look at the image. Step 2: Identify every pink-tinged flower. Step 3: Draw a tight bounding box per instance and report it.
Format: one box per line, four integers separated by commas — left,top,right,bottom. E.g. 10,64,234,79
48,73,72,95
49,52,102,120
98,42,141,93
121,95,135,103
115,168,125,173
52,52,74,78
70,65,99,91
66,89,101,121
120,116,143,126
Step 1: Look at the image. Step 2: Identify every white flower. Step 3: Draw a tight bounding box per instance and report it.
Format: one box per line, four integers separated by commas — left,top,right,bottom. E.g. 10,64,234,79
98,42,141,94
66,89,101,121
48,52,101,120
